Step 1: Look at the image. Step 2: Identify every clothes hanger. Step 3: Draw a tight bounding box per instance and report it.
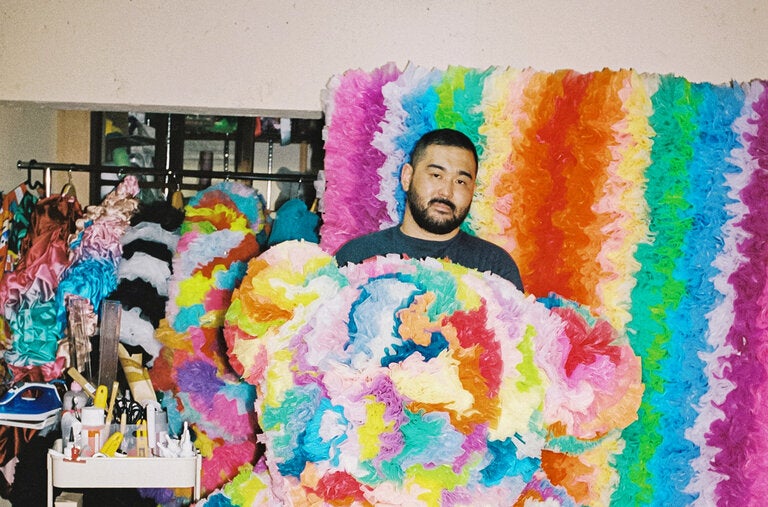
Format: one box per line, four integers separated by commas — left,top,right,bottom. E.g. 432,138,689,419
26,178,45,197
24,160,45,193
169,178,184,210
170,189,184,210
60,169,77,198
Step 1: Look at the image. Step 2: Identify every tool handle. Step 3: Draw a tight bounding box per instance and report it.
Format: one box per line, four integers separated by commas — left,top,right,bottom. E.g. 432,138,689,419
67,367,96,398
105,380,119,425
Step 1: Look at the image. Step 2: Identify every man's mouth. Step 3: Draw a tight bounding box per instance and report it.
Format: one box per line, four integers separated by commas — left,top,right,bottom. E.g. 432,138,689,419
429,199,455,214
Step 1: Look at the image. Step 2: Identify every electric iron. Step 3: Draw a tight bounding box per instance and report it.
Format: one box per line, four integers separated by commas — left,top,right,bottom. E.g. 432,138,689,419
0,382,62,429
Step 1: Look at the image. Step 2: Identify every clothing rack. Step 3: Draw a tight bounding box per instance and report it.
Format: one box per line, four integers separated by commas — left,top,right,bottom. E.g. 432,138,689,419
16,159,317,199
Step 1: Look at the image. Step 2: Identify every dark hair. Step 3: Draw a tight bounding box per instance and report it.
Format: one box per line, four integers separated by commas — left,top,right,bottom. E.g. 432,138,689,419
409,128,479,170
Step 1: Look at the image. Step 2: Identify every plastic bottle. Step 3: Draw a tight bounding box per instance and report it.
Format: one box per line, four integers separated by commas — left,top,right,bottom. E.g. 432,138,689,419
79,406,105,457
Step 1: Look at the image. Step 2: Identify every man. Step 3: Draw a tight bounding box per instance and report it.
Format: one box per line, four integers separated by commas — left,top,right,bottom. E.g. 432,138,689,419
335,128,524,291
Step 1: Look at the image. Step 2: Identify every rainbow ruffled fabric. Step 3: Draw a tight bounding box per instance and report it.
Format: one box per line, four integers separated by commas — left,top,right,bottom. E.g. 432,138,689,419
147,181,267,502
318,64,768,505
222,240,641,505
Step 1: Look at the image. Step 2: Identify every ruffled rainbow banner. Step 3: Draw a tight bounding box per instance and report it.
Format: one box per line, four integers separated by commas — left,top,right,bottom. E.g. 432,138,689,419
319,64,768,506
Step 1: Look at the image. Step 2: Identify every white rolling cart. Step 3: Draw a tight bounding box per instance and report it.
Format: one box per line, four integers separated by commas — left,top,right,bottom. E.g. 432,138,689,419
47,451,201,507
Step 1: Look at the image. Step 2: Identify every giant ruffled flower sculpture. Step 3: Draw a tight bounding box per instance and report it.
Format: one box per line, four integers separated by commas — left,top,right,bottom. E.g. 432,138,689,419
223,241,643,506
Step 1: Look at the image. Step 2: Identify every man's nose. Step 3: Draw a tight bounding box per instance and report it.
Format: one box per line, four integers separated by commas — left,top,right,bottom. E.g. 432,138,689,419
436,180,453,198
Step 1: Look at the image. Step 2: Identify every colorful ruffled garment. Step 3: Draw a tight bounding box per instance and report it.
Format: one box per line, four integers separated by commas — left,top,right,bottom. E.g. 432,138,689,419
222,241,642,506
146,181,266,504
0,193,82,371
109,201,184,366
54,175,140,342
0,182,44,276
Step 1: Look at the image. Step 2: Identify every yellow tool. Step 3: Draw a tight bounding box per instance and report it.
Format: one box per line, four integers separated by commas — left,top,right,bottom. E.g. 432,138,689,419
105,381,119,425
135,419,149,457
93,385,108,409
99,431,124,457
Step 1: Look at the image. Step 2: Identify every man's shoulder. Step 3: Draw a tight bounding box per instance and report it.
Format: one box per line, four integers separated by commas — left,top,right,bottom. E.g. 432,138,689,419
457,232,515,260
339,227,396,249
452,231,524,291
335,227,398,264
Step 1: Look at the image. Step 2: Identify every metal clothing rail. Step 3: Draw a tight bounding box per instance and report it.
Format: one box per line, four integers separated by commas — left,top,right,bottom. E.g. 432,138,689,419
17,159,317,198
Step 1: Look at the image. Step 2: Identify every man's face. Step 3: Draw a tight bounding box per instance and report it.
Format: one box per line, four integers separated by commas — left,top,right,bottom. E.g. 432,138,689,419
401,144,476,236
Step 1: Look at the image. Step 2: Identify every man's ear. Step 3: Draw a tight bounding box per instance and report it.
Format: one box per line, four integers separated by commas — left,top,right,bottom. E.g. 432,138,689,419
400,163,414,192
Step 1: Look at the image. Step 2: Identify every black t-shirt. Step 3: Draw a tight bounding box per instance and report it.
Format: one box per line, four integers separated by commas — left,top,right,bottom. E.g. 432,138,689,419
334,226,524,291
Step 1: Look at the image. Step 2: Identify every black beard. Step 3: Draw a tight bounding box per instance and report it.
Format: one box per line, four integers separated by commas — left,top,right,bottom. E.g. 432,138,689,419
406,192,468,235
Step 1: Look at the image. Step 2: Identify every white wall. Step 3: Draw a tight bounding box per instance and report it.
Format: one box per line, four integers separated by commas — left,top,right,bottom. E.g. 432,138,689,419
3,0,768,192
2,1,768,118
0,104,56,189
